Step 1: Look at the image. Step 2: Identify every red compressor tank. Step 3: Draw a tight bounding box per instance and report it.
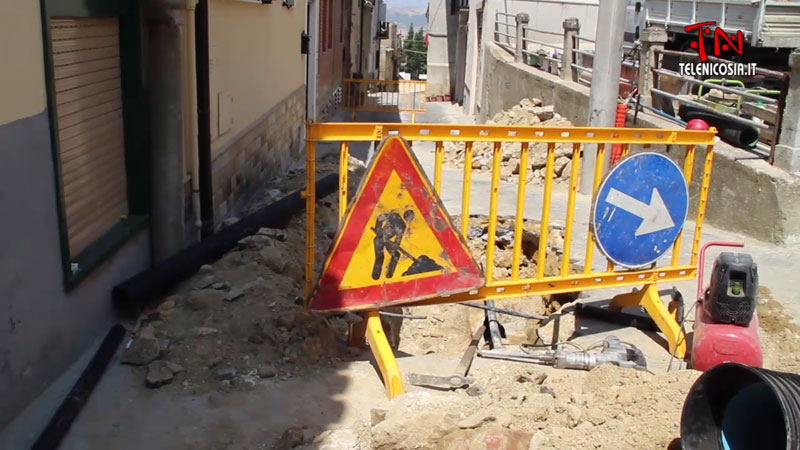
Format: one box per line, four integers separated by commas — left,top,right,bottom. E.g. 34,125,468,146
691,249,763,371
692,301,763,371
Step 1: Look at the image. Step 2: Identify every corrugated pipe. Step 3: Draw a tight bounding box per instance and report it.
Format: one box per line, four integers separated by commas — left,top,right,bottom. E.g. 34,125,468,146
681,362,800,449
30,325,126,450
112,174,338,316
609,102,628,165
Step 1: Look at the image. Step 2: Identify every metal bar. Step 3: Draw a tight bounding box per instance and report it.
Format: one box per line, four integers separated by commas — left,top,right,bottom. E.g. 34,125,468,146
461,142,473,238
521,38,564,50
379,311,427,320
306,124,717,145
537,143,556,278
651,88,770,130
522,27,562,37
494,31,516,38
511,142,529,281
486,142,502,284
671,144,696,266
654,68,778,104
584,143,605,274
461,301,548,320
304,137,316,301
338,141,349,220
620,143,630,158
561,143,581,276
691,144,715,266
606,260,614,272
434,141,444,194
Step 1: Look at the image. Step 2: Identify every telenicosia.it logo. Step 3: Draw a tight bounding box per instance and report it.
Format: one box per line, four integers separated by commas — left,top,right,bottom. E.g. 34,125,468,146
678,21,757,77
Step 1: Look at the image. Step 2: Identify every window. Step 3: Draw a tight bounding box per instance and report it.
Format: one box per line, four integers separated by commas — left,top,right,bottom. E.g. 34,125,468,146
42,0,148,288
50,18,129,257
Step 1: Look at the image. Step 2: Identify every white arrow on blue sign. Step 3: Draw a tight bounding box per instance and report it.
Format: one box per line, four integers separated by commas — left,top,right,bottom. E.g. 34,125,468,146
592,152,689,268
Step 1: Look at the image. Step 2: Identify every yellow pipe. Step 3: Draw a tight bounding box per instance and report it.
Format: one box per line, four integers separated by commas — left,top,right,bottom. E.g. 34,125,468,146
338,141,349,220
511,142,529,281
537,143,556,278
304,136,317,304
584,143,605,274
691,144,715,265
561,143,581,276
365,310,404,398
460,142,473,238
486,142,502,284
671,145,696,266
434,141,444,194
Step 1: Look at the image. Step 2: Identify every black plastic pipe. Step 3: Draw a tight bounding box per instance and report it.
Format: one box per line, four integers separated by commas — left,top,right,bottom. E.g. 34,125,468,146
678,105,760,150
681,362,800,450
113,174,338,316
195,0,214,239
30,325,126,450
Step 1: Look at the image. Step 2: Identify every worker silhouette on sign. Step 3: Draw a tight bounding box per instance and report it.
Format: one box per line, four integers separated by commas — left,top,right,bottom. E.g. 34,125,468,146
371,209,444,280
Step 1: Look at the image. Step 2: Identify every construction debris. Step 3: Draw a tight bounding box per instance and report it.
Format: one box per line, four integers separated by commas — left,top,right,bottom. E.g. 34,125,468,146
116,145,800,450
443,98,578,183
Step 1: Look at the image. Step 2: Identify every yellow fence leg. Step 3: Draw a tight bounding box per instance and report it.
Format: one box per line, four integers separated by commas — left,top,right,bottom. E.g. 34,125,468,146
609,284,687,358
365,310,404,398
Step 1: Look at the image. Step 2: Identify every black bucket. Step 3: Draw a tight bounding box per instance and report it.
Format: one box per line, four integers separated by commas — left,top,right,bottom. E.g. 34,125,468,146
681,363,800,450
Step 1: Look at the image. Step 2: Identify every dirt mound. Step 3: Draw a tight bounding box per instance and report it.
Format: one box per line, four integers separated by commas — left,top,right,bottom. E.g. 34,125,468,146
442,98,577,184
758,286,800,373
121,155,367,395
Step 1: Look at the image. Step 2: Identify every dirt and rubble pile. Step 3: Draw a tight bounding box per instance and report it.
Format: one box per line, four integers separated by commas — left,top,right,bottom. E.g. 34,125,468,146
366,364,699,450
442,98,577,184
121,154,368,395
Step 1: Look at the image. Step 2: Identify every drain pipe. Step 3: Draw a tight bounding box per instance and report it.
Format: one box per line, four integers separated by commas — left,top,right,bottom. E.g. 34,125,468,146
186,0,201,241
195,0,214,238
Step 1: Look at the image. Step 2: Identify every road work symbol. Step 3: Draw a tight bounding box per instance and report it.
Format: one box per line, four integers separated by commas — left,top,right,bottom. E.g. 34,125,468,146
309,136,484,312
371,210,444,280
592,152,688,268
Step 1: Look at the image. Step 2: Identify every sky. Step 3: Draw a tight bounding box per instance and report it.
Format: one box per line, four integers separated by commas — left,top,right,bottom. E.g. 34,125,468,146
386,0,428,8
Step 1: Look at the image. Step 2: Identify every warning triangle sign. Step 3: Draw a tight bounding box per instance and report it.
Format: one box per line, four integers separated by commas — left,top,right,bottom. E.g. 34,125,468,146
309,136,484,312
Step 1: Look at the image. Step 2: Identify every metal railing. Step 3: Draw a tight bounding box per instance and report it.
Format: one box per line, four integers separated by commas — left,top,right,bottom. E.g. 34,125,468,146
493,12,635,86
342,78,427,123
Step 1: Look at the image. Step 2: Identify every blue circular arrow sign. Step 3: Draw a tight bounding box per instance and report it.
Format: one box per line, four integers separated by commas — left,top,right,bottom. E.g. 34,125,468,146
592,152,688,268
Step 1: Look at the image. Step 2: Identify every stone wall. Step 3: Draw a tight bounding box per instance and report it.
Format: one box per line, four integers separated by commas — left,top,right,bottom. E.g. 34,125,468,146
211,86,306,224
478,42,800,244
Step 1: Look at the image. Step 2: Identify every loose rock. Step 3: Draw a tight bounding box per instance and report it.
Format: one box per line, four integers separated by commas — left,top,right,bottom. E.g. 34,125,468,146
121,326,160,366
145,360,184,388
214,367,236,381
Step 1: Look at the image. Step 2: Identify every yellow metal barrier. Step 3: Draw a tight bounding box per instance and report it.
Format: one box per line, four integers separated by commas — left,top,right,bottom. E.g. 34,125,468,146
303,122,716,397
342,78,426,123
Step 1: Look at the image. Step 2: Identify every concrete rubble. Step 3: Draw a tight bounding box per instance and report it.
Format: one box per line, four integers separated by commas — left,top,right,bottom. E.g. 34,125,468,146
443,98,578,184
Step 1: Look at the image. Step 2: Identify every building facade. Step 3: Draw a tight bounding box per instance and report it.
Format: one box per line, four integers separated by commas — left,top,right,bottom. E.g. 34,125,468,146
0,0,324,429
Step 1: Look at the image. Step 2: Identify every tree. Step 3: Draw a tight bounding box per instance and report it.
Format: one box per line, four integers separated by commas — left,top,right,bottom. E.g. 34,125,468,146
402,24,427,79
